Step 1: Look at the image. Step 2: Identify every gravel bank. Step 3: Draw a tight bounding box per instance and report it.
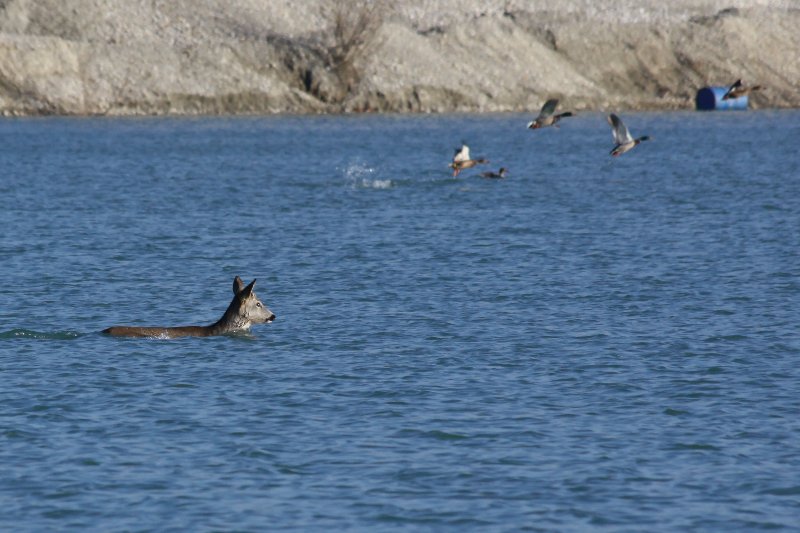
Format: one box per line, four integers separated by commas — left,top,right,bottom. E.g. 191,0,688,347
0,0,797,115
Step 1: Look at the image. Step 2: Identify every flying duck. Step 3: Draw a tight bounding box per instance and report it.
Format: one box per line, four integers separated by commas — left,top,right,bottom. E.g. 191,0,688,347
721,79,763,100
608,114,650,157
449,143,488,176
527,98,573,129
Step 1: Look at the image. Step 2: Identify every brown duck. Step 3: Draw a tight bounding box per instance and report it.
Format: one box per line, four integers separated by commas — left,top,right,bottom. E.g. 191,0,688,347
527,99,573,129
449,143,488,177
480,167,508,179
608,114,650,157
722,79,763,100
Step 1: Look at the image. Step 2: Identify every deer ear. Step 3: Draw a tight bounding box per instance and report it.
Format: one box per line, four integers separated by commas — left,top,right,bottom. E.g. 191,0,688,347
240,279,256,299
233,276,245,295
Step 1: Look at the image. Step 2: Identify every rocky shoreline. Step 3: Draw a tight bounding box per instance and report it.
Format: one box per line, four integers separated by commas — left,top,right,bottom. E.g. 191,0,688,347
1,0,798,116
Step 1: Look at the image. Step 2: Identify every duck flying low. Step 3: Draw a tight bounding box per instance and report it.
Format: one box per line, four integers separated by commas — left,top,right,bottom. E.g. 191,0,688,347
527,98,573,129
449,143,489,176
721,79,763,100
608,113,650,157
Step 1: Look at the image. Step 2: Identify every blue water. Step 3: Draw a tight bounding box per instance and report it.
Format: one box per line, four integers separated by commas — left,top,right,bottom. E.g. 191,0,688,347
1,111,798,531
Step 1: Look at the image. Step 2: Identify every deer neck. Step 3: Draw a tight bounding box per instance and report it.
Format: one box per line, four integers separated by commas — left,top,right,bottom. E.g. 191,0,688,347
207,298,250,335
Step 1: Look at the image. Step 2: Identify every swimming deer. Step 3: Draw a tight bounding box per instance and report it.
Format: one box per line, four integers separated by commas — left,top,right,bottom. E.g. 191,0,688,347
103,276,275,338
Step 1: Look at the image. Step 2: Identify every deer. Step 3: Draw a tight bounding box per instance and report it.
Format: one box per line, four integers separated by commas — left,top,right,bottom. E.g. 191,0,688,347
103,276,275,338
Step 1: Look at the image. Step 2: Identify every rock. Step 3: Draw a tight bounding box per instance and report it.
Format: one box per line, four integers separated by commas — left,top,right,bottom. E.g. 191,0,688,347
0,0,797,115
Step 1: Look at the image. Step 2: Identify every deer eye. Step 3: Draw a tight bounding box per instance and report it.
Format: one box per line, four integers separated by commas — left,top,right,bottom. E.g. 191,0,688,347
256,302,262,308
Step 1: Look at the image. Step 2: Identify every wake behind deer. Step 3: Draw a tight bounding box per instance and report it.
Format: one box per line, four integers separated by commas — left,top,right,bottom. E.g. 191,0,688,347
103,276,275,338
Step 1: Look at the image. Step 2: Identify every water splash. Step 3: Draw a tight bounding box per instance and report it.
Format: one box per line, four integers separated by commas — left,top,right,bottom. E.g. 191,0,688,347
343,162,393,189
0,329,82,340
361,178,393,189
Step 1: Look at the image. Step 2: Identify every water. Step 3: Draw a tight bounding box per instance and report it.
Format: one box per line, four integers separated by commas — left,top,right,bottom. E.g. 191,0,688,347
1,111,798,531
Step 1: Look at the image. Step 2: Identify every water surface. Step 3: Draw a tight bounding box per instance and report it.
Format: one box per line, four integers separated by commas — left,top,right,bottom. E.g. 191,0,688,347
1,111,798,531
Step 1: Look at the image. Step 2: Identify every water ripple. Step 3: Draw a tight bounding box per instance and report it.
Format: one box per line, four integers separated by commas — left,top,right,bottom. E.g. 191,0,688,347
1,112,799,531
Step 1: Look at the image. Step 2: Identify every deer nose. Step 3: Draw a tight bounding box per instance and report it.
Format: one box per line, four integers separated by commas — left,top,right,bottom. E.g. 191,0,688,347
267,313,276,322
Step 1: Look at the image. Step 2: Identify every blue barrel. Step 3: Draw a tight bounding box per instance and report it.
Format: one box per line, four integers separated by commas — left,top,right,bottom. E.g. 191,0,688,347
695,86,749,111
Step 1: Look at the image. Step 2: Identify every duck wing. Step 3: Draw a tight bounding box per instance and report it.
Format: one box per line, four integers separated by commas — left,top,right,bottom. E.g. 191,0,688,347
608,114,633,145
538,98,559,119
723,79,742,99
453,144,470,163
